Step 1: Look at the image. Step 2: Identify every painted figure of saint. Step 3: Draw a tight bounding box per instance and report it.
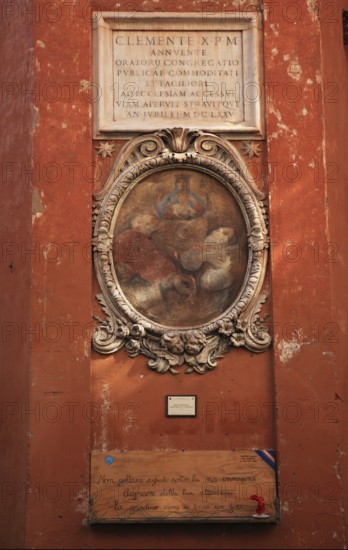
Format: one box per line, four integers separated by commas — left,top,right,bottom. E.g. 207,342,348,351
156,173,206,220
112,169,248,326
113,213,196,321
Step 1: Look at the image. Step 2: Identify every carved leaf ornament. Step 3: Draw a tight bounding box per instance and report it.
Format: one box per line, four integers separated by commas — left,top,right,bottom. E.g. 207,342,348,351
92,129,271,374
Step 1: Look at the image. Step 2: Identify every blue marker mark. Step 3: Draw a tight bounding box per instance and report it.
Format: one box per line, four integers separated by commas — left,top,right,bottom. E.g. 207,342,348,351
105,455,115,465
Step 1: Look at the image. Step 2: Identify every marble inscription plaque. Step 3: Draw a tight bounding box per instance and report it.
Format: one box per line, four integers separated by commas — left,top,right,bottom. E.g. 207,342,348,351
93,13,263,137
112,30,244,127
89,450,278,523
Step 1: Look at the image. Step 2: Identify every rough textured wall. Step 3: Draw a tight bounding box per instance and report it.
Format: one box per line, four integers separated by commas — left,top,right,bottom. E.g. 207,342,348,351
321,0,348,534
25,0,93,547
264,0,347,547
1,0,348,549
0,1,33,546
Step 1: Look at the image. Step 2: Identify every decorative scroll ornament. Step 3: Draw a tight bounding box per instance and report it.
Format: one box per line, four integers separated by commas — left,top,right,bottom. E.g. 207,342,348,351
92,128,271,374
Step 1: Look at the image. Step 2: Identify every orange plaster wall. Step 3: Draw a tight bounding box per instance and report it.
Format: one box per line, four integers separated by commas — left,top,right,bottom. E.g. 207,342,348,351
1,1,348,549
264,1,348,546
24,1,93,547
320,0,348,533
0,1,33,546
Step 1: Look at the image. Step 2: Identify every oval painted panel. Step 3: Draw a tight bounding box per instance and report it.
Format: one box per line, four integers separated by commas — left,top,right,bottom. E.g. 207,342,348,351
112,169,249,328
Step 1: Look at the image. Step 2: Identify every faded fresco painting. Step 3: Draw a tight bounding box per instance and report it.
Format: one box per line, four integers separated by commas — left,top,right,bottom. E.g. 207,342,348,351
112,169,248,327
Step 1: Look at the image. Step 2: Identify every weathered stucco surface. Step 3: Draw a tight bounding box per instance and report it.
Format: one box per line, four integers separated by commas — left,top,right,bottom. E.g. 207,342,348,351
1,0,348,548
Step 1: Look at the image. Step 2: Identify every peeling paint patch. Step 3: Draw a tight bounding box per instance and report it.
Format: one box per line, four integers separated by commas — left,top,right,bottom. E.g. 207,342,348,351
32,212,43,223
268,105,297,138
323,351,335,358
74,486,89,515
282,501,289,512
287,56,302,81
99,384,111,452
32,106,39,131
269,105,282,122
80,79,91,92
36,40,45,48
84,340,89,358
306,0,319,20
268,23,279,36
32,187,44,224
277,339,301,364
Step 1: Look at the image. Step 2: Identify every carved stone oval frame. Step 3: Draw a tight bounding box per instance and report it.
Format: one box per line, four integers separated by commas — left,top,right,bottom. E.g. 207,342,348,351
92,129,271,374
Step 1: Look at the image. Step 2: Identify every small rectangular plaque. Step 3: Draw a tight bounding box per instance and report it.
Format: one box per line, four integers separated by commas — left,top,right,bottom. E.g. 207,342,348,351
166,395,197,417
93,12,263,138
90,449,278,523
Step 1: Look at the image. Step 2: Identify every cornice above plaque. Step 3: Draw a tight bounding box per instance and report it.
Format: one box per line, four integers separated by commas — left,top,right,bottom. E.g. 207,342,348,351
92,128,271,374
93,12,264,139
